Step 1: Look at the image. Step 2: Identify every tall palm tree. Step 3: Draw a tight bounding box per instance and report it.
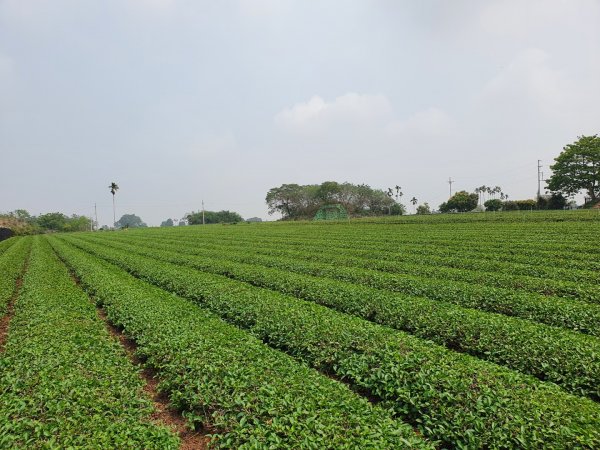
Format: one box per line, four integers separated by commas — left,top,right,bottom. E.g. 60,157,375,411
493,186,502,199
395,185,402,201
108,182,119,228
478,185,487,204
410,197,418,213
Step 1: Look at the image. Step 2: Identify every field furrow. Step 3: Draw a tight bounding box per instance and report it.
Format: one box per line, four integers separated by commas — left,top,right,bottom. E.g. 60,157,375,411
54,235,600,449
106,232,600,303
73,233,600,400
129,224,600,276
0,237,32,317
140,220,600,262
48,236,431,449
0,237,179,449
117,230,600,286
73,234,600,337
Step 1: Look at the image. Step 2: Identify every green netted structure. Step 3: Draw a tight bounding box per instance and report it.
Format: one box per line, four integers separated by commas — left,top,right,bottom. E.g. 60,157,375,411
313,204,348,221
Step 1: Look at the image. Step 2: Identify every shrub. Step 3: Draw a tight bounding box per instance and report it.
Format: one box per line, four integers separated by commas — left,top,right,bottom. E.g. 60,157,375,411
484,199,503,211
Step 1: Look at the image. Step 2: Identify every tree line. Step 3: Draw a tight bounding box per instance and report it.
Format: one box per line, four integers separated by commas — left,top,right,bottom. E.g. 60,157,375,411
439,191,569,213
184,210,243,225
266,182,405,220
438,134,600,213
0,210,92,234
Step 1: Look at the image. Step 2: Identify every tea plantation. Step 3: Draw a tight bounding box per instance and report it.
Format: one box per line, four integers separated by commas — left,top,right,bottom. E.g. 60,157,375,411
1,210,599,448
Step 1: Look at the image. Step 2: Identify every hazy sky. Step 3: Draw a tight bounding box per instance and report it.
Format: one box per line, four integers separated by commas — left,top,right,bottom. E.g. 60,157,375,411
1,0,599,225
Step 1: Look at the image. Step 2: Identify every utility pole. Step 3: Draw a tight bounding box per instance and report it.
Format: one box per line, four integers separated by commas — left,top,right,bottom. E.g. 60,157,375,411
94,203,98,231
202,200,205,225
537,160,542,199
448,177,454,197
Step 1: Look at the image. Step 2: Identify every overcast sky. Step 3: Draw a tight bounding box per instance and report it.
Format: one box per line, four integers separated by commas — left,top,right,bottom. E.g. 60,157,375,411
1,0,599,225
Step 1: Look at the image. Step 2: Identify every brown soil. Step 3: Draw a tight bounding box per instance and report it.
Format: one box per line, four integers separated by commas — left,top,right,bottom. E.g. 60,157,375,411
64,269,210,450
0,257,29,352
97,309,210,449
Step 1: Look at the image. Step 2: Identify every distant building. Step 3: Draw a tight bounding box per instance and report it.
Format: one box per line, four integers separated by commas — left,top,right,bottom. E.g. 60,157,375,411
246,217,263,222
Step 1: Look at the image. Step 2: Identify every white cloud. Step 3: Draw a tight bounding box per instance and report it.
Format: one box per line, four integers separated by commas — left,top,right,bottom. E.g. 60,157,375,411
275,95,327,128
274,93,394,135
272,92,458,179
275,92,454,142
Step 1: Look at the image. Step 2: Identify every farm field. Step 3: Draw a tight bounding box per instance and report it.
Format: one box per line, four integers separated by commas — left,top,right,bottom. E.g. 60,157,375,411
1,210,599,448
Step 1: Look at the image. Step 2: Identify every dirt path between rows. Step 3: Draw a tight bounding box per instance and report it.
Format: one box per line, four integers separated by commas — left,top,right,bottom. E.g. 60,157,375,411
0,255,30,352
63,267,210,450
96,308,210,450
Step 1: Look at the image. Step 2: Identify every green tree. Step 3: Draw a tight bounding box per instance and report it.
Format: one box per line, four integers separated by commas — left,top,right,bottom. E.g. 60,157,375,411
372,189,398,215
36,212,68,231
416,203,431,215
160,218,174,227
386,185,403,204
187,210,243,224
265,184,309,219
266,182,401,219
116,214,146,229
515,199,537,210
484,199,503,211
547,135,600,203
108,182,119,228
316,181,342,203
548,193,567,209
389,203,405,215
64,215,92,232
11,209,32,222
439,191,478,213
8,211,92,233
538,193,568,210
